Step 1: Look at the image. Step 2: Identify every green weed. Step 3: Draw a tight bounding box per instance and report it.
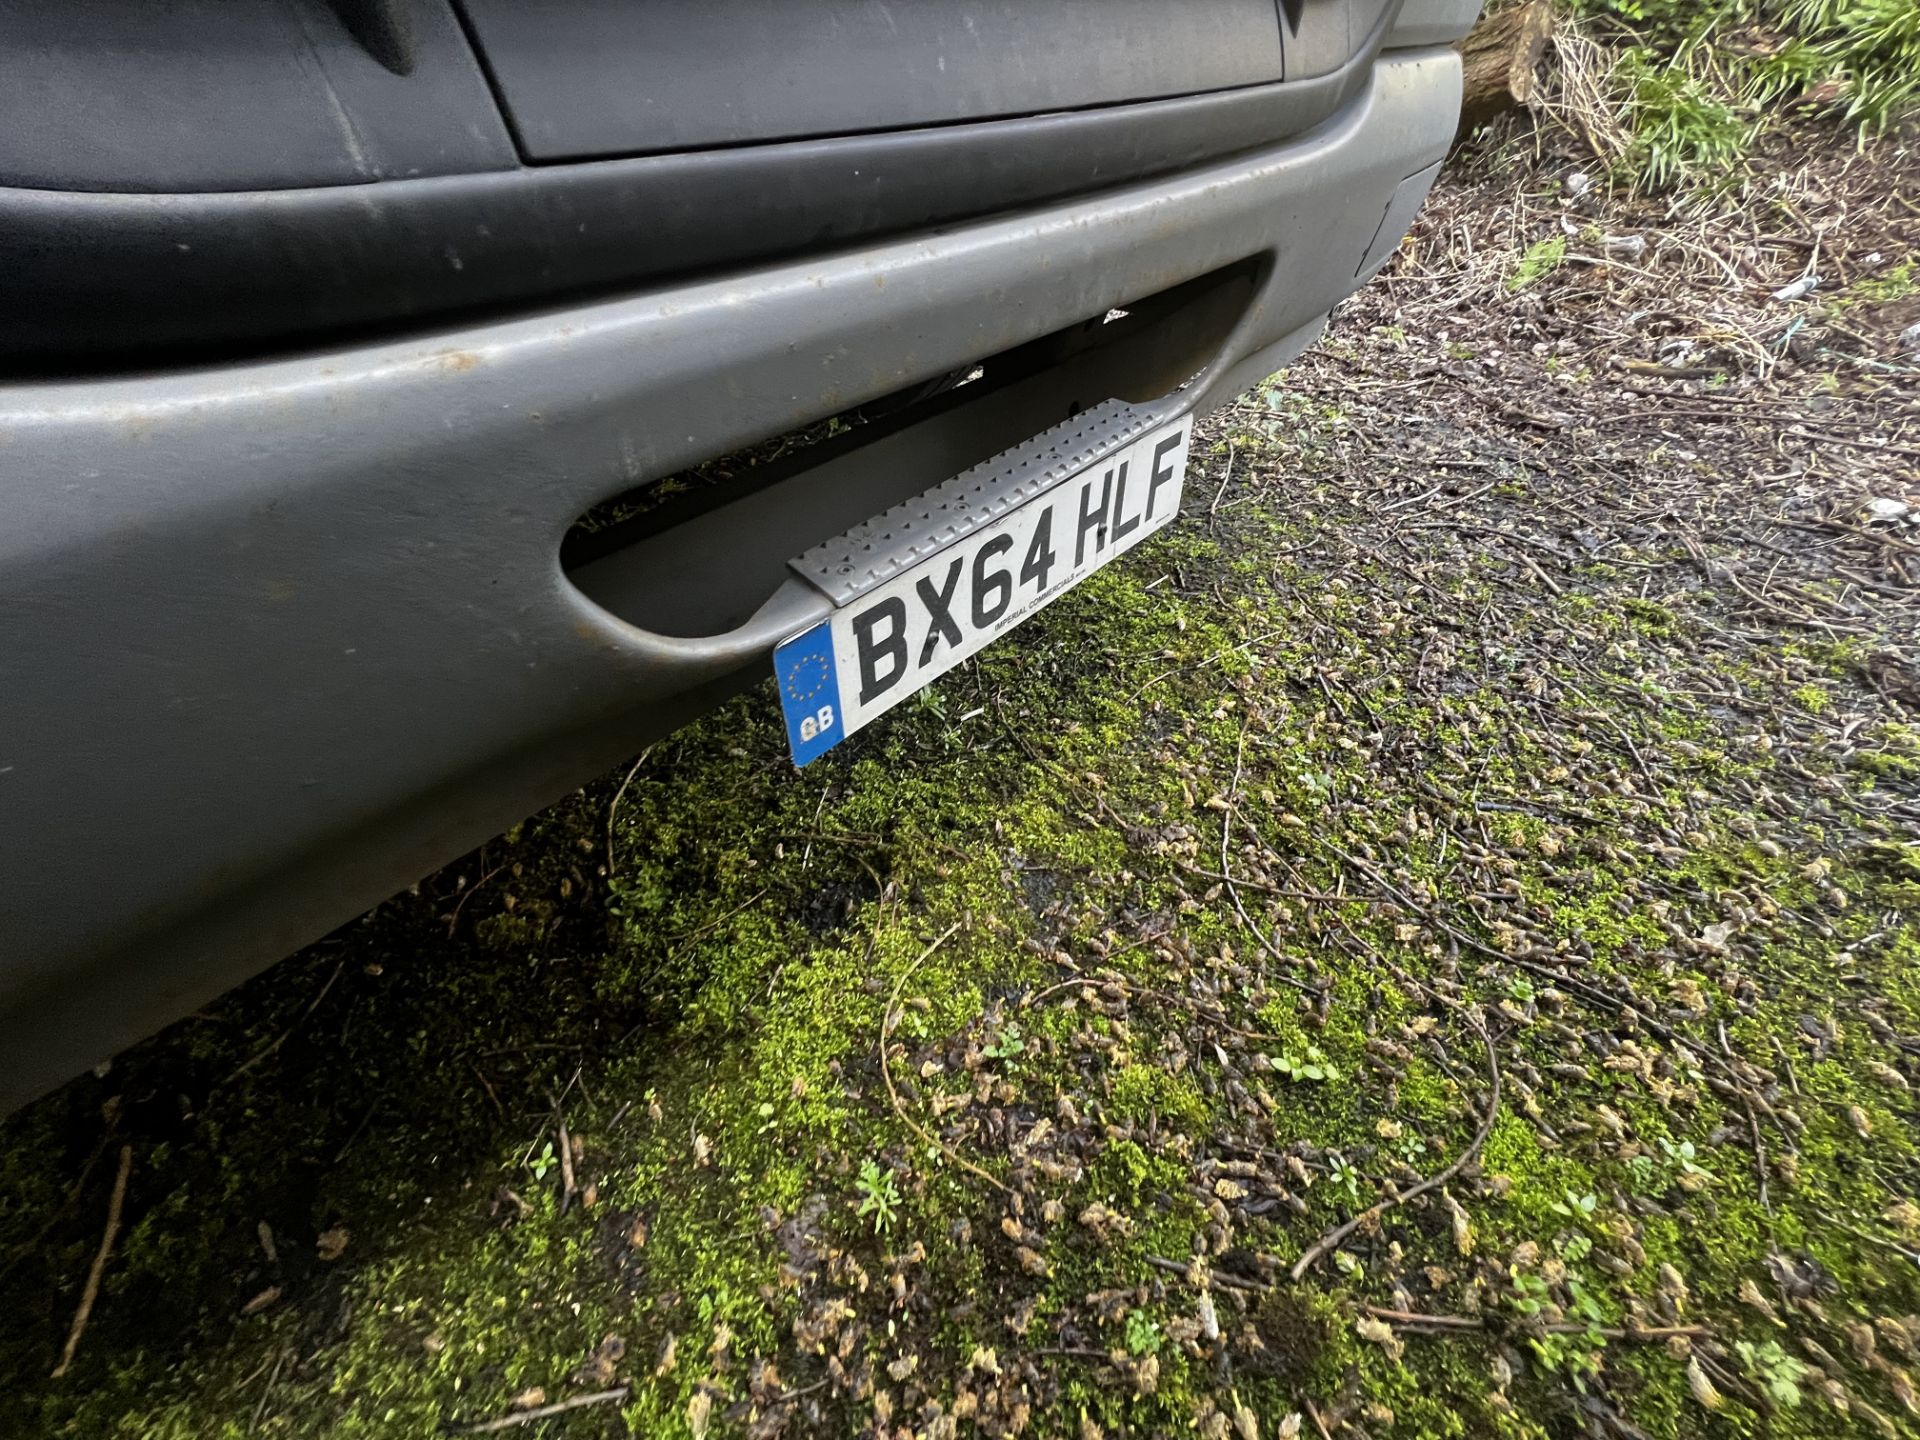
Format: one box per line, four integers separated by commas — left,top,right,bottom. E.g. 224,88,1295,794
1616,48,1752,193
853,1159,901,1234
1508,236,1568,291
1567,0,1918,190
1750,0,1920,133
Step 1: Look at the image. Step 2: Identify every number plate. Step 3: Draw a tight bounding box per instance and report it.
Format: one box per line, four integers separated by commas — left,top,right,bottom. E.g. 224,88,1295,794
774,409,1191,765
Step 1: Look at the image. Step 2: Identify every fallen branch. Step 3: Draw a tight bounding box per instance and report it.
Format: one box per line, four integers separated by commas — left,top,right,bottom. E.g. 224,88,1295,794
1783,424,1920,463
51,1144,133,1379
1145,1254,1268,1292
441,863,511,940
1309,833,1765,1105
1290,1013,1501,1281
1207,442,1238,523
1172,861,1340,901
1140,1263,1712,1345
459,1387,630,1434
1718,1021,1772,1215
765,1376,833,1407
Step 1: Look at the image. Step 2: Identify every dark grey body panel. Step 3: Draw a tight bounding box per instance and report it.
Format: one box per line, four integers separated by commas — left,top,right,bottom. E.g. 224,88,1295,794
0,53,1373,368
0,7,1394,369
0,0,513,192
0,46,1461,1108
462,0,1291,157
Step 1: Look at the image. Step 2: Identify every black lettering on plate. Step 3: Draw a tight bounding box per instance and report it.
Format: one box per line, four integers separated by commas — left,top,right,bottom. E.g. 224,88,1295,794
915,556,964,666
971,533,1014,627
1021,507,1057,592
1112,457,1140,542
1075,473,1112,566
1145,428,1184,520
853,597,908,705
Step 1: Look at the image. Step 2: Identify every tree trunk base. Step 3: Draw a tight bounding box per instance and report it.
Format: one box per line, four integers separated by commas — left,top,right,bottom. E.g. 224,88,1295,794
1457,1,1555,136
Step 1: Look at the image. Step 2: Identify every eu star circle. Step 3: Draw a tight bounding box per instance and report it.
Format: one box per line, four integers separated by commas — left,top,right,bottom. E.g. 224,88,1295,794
782,651,830,704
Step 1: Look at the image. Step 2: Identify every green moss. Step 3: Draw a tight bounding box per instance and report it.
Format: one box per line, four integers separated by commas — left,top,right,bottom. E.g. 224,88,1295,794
1847,258,1915,303
1620,596,1681,636
1791,683,1830,714
1107,1063,1209,1133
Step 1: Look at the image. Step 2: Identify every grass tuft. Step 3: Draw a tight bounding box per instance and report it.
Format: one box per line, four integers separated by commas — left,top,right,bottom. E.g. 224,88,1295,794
1562,0,1918,192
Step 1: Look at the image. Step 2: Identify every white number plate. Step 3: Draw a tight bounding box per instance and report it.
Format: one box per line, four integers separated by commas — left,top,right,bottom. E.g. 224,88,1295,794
774,412,1191,764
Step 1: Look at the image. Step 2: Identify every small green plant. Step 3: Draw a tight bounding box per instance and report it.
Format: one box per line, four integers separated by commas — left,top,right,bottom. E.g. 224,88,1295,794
1567,1279,1607,1327
1550,1189,1600,1223
1296,768,1335,797
1274,1044,1340,1083
1508,236,1568,292
983,1024,1027,1060
1556,1231,1595,1263
909,685,970,752
1643,1136,1720,1198
1629,1137,1711,1193
1574,0,1706,43
529,1142,557,1181
1328,1153,1363,1199
1658,1137,1708,1173
1525,1280,1610,1391
1849,260,1916,304
1528,1330,1606,1389
1510,1272,1554,1318
853,1159,901,1234
1569,0,1917,193
1734,1338,1810,1409
1124,1311,1165,1356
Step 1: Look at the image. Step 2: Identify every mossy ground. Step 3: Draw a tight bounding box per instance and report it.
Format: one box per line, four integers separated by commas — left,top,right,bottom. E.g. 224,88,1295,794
3,145,1918,1440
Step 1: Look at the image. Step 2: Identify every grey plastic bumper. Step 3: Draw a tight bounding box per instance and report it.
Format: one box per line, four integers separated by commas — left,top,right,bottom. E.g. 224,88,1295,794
0,49,1460,1107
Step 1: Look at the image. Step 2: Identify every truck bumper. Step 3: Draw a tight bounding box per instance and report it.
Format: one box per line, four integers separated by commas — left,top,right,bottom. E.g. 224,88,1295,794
0,47,1460,1106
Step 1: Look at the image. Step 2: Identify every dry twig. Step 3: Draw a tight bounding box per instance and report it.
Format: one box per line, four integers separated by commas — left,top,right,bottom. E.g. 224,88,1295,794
51,1144,133,1379
1290,1014,1501,1281
458,1387,630,1434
